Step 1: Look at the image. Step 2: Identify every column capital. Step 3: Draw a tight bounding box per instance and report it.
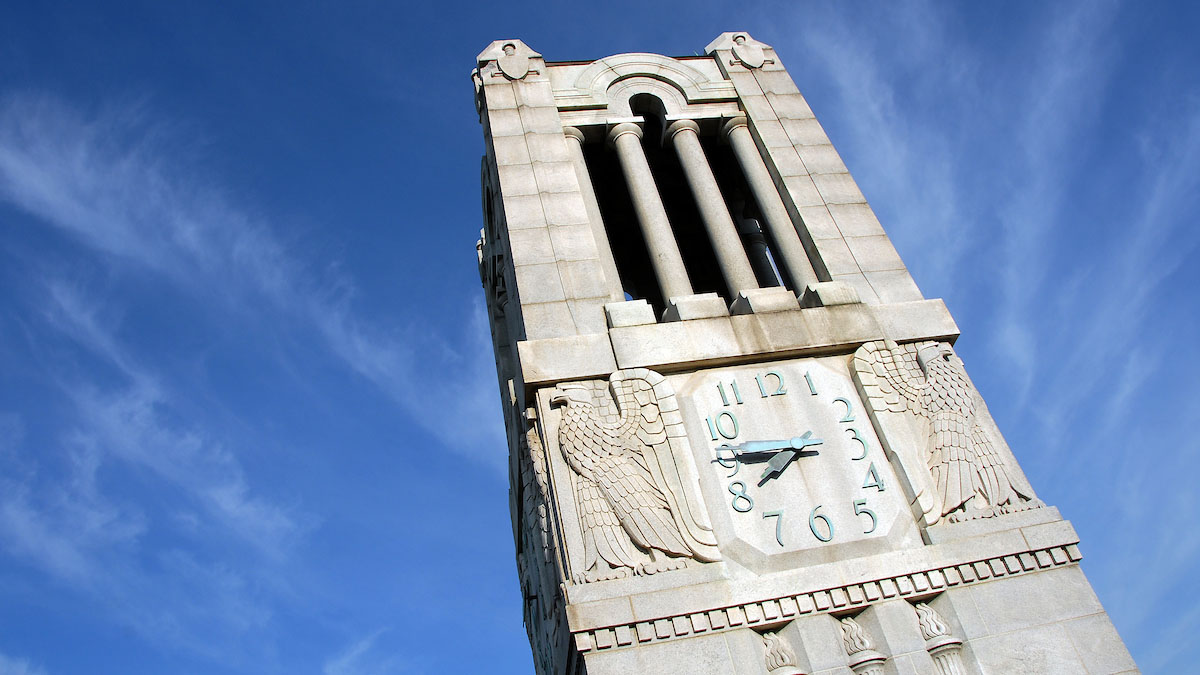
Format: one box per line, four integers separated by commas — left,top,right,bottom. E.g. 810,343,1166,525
721,114,750,139
607,122,643,147
563,126,586,143
664,119,701,143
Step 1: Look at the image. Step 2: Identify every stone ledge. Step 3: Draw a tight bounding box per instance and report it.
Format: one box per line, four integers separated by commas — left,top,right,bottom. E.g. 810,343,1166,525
517,333,617,386
569,538,1084,654
608,299,959,371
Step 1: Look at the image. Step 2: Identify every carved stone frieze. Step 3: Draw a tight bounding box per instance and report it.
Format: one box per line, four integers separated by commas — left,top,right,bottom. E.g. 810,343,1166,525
550,368,721,583
852,340,1043,526
571,541,1082,655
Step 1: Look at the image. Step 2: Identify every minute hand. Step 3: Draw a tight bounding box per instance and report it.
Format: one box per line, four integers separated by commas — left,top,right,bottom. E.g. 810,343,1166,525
729,432,824,461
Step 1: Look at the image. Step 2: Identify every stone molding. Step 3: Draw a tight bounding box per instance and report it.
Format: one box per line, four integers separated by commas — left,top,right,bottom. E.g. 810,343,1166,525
571,542,1083,654
553,52,737,111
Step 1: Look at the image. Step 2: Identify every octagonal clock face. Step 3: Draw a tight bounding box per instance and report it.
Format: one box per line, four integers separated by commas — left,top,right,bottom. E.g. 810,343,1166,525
671,354,919,568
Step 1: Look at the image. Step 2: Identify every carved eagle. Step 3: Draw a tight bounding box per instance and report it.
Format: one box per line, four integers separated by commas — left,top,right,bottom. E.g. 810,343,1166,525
551,370,719,582
854,340,1038,523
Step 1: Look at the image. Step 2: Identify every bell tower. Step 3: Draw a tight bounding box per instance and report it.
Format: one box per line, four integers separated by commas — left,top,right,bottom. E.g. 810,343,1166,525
475,33,1135,674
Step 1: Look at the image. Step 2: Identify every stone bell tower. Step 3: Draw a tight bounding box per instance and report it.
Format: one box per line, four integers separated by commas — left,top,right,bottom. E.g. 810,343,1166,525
474,34,1135,674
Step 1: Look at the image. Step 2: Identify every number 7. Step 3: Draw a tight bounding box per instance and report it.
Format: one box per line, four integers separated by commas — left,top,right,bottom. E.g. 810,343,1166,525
763,510,784,546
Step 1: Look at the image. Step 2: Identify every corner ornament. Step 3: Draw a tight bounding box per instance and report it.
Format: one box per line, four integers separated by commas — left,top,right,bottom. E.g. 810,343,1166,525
705,32,775,69
477,39,541,81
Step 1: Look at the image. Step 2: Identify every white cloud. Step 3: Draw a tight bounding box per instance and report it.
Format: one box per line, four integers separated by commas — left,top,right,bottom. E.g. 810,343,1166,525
0,652,47,675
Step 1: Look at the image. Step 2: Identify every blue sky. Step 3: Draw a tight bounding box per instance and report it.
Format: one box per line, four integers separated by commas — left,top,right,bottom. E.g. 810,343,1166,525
0,1,1196,673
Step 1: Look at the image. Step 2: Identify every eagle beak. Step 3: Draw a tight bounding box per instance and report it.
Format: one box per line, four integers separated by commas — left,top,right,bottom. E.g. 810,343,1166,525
549,389,568,407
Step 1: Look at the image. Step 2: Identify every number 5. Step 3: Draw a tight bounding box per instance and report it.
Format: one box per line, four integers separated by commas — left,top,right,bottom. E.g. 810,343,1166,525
853,499,877,534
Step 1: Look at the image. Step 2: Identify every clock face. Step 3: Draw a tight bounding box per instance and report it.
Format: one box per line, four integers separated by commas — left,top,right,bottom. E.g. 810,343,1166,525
672,355,914,567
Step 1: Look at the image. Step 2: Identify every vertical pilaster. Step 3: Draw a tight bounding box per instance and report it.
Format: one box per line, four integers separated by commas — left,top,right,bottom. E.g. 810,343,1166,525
564,126,625,302
476,40,622,341
707,32,924,305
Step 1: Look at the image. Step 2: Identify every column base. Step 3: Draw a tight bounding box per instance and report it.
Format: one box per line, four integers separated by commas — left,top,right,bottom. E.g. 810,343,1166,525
800,281,861,307
730,287,801,315
662,293,730,322
604,299,657,328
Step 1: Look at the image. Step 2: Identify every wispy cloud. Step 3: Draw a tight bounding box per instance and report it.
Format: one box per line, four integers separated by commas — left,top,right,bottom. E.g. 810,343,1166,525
323,628,405,675
0,652,47,675
0,92,505,469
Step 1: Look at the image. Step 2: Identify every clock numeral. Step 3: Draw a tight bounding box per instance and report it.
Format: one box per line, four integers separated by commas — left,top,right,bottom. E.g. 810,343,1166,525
755,370,787,398
862,462,885,492
804,371,817,396
706,411,739,441
763,510,785,546
712,445,740,477
833,396,855,423
809,504,834,542
717,381,743,406
846,428,868,460
728,481,755,513
853,499,878,534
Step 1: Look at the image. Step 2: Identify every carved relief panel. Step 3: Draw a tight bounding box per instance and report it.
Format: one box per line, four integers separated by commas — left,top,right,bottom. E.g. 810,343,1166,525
536,369,721,585
852,340,1042,527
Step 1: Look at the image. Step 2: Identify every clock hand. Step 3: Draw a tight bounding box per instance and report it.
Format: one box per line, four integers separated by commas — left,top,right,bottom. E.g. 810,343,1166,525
754,432,824,485
724,432,825,462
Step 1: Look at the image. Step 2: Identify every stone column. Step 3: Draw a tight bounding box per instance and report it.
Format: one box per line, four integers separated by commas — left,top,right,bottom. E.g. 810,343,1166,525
737,217,781,287
564,127,625,302
723,115,819,293
608,122,694,301
665,119,759,299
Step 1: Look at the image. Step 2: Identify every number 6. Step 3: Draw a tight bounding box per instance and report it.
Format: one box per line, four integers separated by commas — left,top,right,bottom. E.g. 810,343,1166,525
808,505,834,542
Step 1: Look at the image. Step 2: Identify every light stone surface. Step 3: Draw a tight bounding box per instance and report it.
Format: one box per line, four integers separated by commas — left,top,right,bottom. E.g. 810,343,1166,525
662,292,731,322
478,32,1134,675
604,299,657,328
729,287,801,315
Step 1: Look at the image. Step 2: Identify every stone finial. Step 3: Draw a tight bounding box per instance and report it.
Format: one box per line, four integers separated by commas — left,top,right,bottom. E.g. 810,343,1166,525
476,39,541,81
761,630,804,675
839,617,887,675
914,603,964,654
705,32,774,68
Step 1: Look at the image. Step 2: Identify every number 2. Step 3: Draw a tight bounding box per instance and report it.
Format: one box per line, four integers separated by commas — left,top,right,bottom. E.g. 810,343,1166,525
833,397,855,423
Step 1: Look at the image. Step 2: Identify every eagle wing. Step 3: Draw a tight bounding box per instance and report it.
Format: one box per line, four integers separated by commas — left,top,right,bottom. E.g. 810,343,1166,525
928,408,983,517
853,340,929,415
575,475,638,570
610,370,721,562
